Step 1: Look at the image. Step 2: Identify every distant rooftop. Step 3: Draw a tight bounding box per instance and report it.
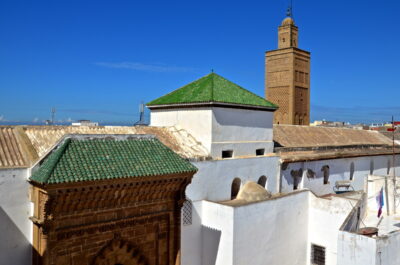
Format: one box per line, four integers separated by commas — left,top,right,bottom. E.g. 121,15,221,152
274,125,400,162
274,124,393,148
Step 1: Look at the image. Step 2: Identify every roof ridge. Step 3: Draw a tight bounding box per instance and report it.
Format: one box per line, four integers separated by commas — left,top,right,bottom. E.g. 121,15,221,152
147,73,213,106
211,73,215,101
213,74,277,106
30,138,71,184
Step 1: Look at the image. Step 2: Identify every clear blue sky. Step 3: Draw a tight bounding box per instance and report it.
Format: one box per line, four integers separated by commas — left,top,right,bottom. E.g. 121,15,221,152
1,0,399,125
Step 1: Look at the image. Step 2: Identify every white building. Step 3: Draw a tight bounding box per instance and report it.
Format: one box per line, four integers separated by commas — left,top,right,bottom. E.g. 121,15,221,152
146,72,400,265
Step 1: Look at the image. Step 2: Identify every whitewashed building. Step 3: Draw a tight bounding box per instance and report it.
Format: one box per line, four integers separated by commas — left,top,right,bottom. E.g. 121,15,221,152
147,72,400,265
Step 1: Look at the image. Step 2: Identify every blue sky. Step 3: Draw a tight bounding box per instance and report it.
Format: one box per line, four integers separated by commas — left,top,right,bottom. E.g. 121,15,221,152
0,0,399,125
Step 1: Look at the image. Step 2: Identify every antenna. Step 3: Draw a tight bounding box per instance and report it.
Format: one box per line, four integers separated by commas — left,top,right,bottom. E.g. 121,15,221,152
134,101,147,126
51,107,56,125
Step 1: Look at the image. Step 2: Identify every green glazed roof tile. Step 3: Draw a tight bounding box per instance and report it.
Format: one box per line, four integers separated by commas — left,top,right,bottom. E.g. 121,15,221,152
147,73,278,109
30,137,197,184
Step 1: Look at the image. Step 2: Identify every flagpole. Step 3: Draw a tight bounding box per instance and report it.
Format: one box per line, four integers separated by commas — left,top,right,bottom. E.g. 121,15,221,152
385,175,390,216
392,116,396,214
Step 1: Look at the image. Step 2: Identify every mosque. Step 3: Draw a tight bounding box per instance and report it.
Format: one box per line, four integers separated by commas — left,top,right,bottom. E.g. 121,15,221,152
1,11,400,265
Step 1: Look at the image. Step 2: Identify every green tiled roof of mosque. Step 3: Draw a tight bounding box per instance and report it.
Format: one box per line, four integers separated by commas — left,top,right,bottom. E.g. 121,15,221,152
30,136,197,184
147,73,278,109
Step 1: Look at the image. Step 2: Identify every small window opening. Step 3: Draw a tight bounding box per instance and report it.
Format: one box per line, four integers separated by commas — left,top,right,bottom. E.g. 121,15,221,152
257,175,267,188
256,148,265,156
350,162,355,181
231,178,241,200
311,244,326,265
182,199,193,226
222,150,233,159
321,165,330,185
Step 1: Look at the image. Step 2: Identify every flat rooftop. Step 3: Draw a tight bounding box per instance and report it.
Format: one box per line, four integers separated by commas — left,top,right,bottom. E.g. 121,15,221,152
363,212,400,236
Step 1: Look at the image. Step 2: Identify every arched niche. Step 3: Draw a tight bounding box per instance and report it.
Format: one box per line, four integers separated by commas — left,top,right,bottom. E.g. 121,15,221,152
257,176,267,188
231,178,241,200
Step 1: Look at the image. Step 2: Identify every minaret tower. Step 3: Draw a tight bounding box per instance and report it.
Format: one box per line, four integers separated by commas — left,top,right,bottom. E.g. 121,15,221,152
265,5,310,125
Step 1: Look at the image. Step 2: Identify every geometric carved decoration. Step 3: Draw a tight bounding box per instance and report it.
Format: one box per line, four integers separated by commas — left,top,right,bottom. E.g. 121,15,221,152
268,86,290,124
92,239,148,265
182,199,193,226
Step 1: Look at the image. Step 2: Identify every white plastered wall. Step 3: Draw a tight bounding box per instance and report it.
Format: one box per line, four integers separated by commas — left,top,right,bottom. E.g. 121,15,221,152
0,168,32,265
150,107,213,152
210,107,274,158
232,191,310,265
308,194,362,265
187,191,310,265
281,155,400,196
337,229,400,265
181,155,280,265
187,156,280,202
150,106,275,159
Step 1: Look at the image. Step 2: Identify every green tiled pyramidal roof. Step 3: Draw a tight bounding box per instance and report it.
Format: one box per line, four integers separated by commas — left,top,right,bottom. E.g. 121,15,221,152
30,136,197,185
147,73,278,109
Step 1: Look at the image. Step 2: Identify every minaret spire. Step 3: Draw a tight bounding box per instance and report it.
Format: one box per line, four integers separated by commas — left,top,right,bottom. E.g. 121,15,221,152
286,0,293,18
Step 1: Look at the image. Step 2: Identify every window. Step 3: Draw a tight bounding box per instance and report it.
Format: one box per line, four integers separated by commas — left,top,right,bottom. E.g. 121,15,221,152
321,165,330,185
311,244,326,265
222,150,233,159
182,199,193,226
256,148,265,156
231,178,241,199
300,72,304,83
350,162,355,181
257,176,267,188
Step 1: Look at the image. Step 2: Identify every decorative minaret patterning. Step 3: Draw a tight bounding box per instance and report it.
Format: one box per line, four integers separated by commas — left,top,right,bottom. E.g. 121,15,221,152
265,12,310,125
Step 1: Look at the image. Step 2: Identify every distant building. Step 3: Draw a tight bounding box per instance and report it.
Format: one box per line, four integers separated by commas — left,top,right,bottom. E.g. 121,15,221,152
311,120,346,127
71,119,99,126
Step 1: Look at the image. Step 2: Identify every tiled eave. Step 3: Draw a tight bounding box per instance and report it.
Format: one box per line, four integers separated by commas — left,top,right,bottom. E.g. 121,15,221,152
147,101,278,112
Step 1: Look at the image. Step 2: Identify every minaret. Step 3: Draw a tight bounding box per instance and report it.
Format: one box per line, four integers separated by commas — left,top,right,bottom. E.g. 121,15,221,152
265,7,310,125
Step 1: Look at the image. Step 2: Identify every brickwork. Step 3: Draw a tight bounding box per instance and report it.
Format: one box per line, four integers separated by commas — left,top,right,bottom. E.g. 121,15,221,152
31,173,193,265
265,17,311,125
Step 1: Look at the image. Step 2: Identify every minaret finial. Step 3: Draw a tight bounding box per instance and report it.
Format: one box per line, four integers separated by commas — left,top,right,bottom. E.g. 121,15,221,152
286,0,293,17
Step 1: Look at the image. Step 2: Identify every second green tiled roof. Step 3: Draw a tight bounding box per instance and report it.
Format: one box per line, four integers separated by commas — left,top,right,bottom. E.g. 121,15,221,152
147,73,278,109
30,136,197,184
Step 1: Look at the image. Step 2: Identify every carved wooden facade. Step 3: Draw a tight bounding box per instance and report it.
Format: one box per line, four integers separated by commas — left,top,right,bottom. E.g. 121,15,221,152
30,173,193,265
